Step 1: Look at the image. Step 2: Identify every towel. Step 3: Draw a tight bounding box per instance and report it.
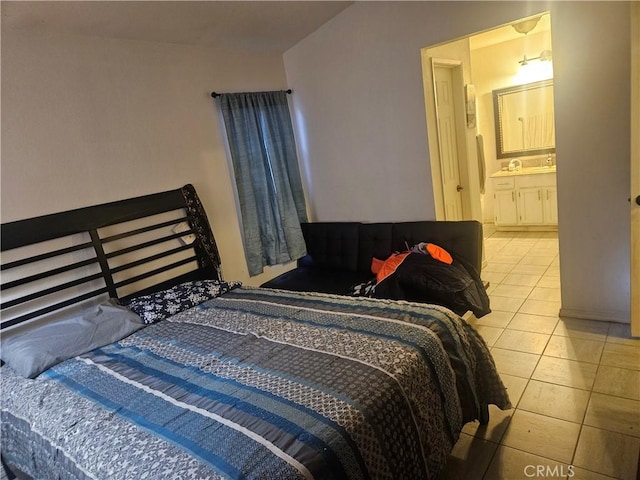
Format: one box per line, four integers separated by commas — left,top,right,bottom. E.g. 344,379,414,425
476,134,486,194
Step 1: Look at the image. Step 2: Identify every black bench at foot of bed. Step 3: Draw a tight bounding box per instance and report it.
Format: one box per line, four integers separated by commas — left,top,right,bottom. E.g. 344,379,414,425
261,221,489,317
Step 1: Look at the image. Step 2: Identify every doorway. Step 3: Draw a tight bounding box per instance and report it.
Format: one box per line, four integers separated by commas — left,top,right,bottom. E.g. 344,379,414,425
421,12,556,269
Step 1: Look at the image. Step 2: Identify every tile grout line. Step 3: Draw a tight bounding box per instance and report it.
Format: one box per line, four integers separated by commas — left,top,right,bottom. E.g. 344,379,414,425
566,343,603,475
456,229,637,479
480,227,638,479
484,229,558,477
482,228,553,479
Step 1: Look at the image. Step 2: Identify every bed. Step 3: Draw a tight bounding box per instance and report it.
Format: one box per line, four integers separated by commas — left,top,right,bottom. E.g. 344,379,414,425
1,185,510,480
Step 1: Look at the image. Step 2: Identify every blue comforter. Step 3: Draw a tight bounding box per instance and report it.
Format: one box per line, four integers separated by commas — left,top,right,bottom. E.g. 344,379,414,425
1,287,510,479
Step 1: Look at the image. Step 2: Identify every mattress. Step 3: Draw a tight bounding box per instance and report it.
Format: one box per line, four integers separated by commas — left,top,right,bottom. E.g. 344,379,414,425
1,287,510,479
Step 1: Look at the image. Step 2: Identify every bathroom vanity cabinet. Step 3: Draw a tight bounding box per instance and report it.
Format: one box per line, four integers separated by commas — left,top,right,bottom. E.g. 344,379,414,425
491,170,557,229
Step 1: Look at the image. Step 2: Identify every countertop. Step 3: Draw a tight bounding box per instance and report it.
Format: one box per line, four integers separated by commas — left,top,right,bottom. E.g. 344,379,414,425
490,165,556,178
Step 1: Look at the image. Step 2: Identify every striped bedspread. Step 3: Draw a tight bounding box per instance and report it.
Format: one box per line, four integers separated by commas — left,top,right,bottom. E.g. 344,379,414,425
1,287,510,480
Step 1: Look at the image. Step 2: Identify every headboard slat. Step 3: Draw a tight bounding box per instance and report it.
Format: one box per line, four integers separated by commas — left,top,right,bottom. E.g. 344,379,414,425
1,185,222,331
1,257,100,291
113,255,199,290
104,231,192,260
1,242,94,271
1,272,106,310
110,244,194,275
100,216,190,244
1,288,110,329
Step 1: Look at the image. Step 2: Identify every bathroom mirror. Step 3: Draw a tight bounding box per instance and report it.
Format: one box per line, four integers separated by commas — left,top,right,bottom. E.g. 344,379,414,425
493,79,555,159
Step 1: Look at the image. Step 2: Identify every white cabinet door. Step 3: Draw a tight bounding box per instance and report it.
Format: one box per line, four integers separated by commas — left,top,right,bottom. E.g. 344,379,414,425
491,173,557,228
495,190,518,225
518,187,545,224
543,187,558,224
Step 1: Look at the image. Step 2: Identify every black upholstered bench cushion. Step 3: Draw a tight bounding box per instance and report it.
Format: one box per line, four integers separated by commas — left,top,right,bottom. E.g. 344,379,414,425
260,267,372,295
392,221,482,271
260,220,484,298
357,223,393,273
298,222,360,272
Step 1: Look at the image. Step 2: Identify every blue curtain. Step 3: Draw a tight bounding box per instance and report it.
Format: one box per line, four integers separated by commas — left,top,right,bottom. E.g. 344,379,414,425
220,91,308,276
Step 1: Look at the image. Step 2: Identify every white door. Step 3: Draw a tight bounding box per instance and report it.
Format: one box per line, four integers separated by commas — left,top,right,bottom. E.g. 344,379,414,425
433,66,464,220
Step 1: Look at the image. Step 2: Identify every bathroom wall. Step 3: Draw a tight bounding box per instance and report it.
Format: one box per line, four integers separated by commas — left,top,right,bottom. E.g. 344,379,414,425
470,30,553,223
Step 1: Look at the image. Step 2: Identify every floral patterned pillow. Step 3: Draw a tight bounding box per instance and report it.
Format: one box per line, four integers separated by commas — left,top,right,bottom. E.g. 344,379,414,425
126,280,241,324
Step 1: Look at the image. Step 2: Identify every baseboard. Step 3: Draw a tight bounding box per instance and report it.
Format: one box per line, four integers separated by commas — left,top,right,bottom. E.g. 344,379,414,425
559,307,630,324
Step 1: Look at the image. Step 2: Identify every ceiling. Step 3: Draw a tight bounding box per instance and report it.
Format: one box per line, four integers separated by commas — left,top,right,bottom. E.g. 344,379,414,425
1,1,354,52
1,2,551,54
469,12,551,51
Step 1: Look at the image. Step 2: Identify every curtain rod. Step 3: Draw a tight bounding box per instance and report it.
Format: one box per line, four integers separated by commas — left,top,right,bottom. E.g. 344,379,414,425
210,89,292,99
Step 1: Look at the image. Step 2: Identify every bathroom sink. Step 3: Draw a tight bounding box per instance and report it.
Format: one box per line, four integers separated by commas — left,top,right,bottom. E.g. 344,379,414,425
490,165,556,177
522,166,556,173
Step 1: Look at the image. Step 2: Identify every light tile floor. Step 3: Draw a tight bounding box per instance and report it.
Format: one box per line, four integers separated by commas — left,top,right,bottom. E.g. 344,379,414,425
439,226,640,480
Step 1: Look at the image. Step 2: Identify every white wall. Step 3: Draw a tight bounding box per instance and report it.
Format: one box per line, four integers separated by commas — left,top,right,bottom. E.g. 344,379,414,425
552,3,631,322
3,2,632,322
284,1,554,222
284,1,632,322
1,27,293,286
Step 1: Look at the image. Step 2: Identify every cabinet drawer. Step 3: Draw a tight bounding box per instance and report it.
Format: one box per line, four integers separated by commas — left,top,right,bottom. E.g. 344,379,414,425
492,178,516,190
516,173,556,188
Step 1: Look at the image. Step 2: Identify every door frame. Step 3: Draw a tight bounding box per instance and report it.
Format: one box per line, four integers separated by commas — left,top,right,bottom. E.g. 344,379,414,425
631,1,639,336
422,54,482,223
432,61,466,220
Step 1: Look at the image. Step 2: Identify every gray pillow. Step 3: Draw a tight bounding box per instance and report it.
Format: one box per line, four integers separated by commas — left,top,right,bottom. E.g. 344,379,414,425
0,299,144,379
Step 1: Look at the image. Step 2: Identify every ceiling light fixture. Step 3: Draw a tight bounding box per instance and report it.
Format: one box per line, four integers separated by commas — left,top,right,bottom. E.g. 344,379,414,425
511,15,542,35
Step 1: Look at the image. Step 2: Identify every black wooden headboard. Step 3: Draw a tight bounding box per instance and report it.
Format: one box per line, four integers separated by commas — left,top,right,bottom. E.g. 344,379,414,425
1,184,221,330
